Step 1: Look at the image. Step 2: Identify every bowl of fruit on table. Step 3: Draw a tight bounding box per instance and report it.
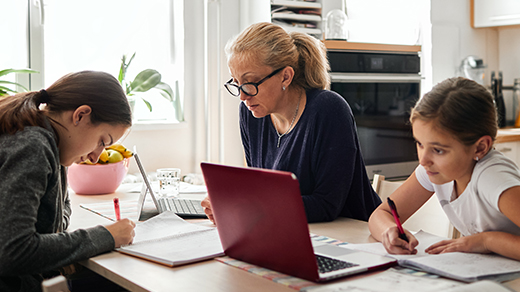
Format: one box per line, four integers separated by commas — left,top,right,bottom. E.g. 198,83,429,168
67,144,133,195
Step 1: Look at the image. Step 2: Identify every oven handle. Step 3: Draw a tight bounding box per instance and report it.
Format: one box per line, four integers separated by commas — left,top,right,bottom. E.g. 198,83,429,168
330,73,423,83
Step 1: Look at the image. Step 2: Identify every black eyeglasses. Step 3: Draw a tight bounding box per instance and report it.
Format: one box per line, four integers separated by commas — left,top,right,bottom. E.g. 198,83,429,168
224,67,284,97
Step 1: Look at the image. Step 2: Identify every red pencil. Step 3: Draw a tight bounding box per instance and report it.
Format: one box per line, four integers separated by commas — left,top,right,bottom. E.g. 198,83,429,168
113,197,121,221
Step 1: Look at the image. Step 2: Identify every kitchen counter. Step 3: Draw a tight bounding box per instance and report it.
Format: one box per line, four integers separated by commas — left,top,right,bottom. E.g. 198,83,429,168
497,128,520,143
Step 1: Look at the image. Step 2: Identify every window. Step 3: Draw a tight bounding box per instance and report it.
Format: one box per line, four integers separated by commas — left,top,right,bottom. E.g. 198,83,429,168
30,0,184,123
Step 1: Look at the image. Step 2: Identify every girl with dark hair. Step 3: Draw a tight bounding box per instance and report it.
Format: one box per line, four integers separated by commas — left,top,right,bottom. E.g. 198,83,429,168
368,77,520,261
202,22,381,223
0,71,136,291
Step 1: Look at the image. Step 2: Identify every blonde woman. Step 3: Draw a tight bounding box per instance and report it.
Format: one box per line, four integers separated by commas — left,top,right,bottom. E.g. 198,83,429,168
202,22,380,223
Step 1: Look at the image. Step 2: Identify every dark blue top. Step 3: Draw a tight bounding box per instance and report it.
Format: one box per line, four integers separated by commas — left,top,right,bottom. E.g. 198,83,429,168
240,89,381,222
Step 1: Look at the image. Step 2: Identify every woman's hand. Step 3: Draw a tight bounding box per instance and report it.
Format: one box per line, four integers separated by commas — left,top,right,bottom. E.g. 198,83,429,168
105,219,136,248
425,233,491,255
381,226,418,255
201,196,215,225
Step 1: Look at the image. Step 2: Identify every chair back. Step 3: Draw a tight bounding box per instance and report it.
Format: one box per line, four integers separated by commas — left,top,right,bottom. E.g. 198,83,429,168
372,174,403,201
42,275,69,292
372,174,460,239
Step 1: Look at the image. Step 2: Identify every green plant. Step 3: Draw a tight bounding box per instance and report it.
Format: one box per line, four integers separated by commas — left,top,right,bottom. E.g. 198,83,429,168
118,53,174,111
0,69,39,96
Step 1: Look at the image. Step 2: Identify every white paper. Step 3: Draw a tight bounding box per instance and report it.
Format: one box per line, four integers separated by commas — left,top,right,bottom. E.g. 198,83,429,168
304,269,513,292
304,268,462,292
131,211,211,244
343,230,448,259
344,230,520,282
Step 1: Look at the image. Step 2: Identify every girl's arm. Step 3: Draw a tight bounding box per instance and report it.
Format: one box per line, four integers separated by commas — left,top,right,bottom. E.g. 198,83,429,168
426,186,520,260
368,172,434,254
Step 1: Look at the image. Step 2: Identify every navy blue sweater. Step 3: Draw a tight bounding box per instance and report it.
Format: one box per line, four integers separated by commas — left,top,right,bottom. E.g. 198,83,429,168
240,89,381,223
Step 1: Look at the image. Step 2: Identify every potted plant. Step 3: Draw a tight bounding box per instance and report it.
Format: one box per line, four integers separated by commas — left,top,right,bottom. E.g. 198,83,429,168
0,68,39,96
118,53,183,121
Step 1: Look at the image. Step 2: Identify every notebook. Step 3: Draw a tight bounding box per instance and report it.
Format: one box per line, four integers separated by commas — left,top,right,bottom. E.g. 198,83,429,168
200,162,396,282
134,153,206,220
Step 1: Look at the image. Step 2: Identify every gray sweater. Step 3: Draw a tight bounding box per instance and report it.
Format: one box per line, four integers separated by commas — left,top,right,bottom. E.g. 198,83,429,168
0,124,115,292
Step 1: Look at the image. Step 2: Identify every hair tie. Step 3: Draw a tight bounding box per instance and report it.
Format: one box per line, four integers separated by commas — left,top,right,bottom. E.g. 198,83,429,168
39,89,50,104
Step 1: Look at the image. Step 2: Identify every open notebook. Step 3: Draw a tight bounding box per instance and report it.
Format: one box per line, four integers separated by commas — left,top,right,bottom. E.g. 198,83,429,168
346,230,520,283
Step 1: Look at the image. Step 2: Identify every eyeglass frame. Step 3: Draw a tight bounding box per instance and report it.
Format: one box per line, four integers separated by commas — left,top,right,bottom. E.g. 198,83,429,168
224,67,285,97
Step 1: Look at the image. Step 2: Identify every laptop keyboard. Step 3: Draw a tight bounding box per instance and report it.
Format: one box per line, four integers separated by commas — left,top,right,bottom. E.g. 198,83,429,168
315,254,359,274
158,197,205,216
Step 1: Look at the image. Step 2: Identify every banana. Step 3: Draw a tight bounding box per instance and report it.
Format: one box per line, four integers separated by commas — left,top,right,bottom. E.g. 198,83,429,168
106,144,126,153
106,144,133,158
80,144,132,165
121,149,133,158
98,148,109,164
81,159,96,165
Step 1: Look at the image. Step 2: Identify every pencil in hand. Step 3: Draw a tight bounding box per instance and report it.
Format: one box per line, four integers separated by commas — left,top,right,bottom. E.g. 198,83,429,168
113,197,121,221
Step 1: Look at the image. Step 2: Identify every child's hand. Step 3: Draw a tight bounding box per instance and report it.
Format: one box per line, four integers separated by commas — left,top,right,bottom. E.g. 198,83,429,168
105,218,136,248
381,226,418,255
425,233,490,254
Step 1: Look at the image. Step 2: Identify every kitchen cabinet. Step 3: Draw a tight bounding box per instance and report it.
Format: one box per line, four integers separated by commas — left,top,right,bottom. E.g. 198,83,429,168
270,0,322,39
496,128,520,166
472,0,520,28
496,141,519,164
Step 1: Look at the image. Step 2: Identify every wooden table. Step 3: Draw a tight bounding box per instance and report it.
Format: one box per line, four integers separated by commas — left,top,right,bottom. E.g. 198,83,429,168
69,186,520,292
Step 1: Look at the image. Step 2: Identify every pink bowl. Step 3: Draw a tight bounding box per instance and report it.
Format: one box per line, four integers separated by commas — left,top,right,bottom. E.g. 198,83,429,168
67,158,130,195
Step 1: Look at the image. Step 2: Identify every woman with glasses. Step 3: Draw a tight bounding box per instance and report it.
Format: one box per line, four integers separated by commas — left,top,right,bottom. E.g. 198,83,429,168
202,22,381,223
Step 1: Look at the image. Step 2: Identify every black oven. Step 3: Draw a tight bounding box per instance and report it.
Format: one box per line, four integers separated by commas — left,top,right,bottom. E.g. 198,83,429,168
328,50,421,180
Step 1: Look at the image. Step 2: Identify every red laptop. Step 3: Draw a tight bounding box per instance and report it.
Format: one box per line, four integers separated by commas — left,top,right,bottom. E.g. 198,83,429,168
200,162,396,282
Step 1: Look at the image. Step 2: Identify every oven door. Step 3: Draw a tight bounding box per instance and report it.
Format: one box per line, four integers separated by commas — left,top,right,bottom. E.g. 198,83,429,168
331,77,420,180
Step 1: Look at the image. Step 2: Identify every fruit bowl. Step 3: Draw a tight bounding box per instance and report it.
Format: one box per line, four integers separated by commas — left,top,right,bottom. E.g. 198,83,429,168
67,158,130,195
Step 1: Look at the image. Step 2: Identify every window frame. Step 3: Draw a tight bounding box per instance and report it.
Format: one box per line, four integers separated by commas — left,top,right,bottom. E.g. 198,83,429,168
26,0,185,127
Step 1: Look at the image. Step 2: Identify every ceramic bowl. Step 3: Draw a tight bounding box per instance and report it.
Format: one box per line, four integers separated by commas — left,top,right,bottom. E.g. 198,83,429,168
67,158,130,195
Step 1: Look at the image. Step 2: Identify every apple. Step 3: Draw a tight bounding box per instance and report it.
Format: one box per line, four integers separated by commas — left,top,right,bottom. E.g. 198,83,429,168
106,149,124,163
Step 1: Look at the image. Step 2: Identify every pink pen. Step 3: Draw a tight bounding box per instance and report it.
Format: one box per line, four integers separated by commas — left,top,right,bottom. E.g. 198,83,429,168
113,197,121,221
387,197,408,242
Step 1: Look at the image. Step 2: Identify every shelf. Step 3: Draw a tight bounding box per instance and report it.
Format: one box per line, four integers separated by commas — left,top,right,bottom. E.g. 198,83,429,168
323,40,421,53
279,25,322,35
271,0,322,9
270,0,323,39
271,13,321,22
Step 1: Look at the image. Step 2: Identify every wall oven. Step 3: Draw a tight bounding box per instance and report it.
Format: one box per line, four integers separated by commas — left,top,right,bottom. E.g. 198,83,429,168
328,50,421,180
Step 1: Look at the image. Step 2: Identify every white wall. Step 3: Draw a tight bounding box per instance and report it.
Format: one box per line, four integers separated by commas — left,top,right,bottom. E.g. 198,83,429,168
124,0,269,176
430,1,520,123
431,0,498,88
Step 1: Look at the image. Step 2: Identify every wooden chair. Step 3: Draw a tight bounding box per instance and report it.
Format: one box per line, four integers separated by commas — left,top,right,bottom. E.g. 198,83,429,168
42,275,69,292
372,174,459,239
371,174,402,202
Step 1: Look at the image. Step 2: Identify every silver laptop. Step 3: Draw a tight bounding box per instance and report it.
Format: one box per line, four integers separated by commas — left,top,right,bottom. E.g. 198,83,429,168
134,153,206,220
201,162,396,282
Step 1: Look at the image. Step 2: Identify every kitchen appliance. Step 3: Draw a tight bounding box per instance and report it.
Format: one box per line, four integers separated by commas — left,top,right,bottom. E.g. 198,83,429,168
491,71,506,128
514,78,520,127
458,56,486,85
328,50,421,180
